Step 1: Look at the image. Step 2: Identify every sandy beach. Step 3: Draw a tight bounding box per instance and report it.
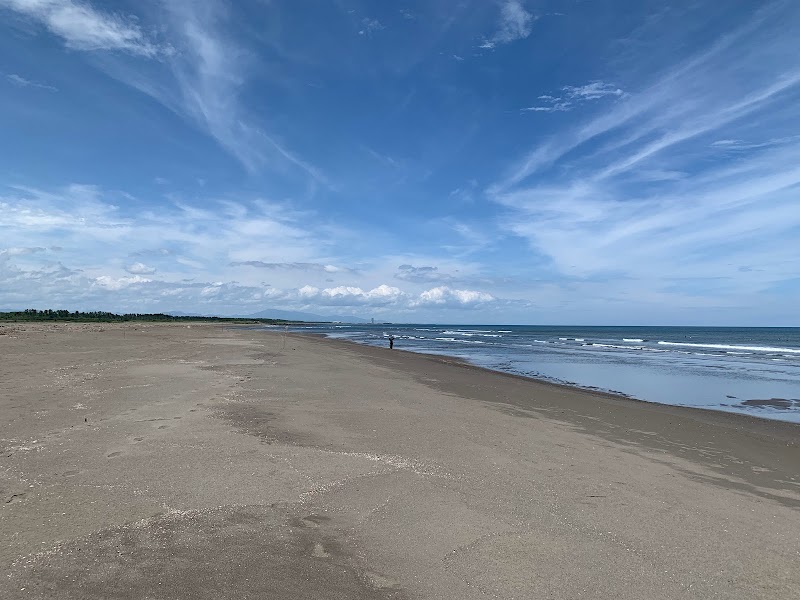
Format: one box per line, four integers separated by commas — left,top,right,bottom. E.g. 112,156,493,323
1,322,798,599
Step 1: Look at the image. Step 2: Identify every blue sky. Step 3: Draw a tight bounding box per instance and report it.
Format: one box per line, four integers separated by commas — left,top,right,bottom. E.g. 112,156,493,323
1,0,799,324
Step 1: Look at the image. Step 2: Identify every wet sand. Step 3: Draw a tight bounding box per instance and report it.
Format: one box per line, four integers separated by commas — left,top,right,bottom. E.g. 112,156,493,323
1,322,798,599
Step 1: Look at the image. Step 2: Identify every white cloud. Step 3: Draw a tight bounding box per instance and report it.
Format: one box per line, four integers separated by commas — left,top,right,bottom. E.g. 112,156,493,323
710,136,799,152
481,0,535,49
0,183,322,291
94,275,151,290
358,18,384,36
5,73,57,91
521,102,570,113
2,0,165,56
522,81,624,113
298,284,406,307
494,136,800,292
488,3,800,311
8,0,325,181
125,262,155,275
0,189,506,315
395,264,453,284
0,246,47,257
414,286,494,307
230,261,355,274
274,283,498,311
499,5,800,192
563,82,625,100
110,0,328,182
3,183,508,316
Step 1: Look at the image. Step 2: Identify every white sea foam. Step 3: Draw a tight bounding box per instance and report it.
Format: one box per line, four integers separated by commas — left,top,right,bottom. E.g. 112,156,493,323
442,330,500,338
574,338,585,342
623,338,644,342
657,341,800,354
434,337,486,344
443,329,495,334
590,343,645,350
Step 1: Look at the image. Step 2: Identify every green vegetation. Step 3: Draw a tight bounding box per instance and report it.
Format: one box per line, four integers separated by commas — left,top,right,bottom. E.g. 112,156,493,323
0,309,299,324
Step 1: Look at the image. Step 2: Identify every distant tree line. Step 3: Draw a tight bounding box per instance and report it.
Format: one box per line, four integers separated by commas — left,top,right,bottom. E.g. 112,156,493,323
0,309,297,324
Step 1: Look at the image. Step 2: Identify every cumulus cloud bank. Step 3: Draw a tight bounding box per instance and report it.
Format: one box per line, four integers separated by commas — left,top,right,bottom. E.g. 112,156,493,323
414,286,494,307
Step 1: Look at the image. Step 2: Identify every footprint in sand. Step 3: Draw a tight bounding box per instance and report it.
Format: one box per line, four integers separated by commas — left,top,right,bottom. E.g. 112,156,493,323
364,571,400,590
294,514,330,529
158,425,169,430
107,451,122,458
5,492,26,504
133,437,144,442
64,470,79,477
311,542,330,558
173,416,182,420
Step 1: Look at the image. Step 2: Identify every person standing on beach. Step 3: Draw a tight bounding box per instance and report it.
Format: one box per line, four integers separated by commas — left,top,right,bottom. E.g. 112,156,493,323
388,335,395,349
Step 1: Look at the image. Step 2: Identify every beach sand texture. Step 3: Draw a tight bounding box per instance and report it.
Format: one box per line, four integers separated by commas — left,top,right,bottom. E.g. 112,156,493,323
1,323,798,599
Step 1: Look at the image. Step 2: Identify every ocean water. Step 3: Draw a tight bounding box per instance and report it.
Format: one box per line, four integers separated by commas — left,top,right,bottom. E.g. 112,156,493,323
280,324,800,424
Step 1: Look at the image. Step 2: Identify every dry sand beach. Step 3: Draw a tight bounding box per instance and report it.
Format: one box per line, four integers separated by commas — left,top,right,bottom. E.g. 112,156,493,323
1,322,798,599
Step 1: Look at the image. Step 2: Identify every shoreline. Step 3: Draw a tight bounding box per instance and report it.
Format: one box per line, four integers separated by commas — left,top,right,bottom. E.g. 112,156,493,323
288,332,799,504
2,323,799,599
293,329,800,434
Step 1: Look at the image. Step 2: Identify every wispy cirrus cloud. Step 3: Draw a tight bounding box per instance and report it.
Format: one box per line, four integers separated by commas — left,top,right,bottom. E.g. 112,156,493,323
166,1,330,183
479,0,535,49
497,4,800,192
4,72,57,91
522,82,624,113
358,17,385,37
710,136,800,152
230,261,356,274
3,0,326,182
491,3,800,305
139,0,327,180
1,0,167,56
